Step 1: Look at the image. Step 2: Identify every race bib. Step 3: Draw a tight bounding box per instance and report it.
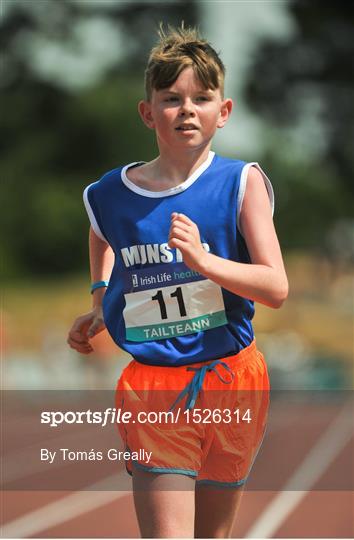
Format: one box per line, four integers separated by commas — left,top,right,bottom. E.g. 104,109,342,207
122,263,227,342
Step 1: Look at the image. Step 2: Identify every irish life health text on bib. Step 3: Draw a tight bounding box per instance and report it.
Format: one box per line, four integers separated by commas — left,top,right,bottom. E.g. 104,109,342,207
122,263,228,341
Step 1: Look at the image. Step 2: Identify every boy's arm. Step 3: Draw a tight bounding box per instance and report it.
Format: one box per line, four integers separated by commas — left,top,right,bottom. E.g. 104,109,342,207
89,226,115,310
67,227,115,354
168,167,288,309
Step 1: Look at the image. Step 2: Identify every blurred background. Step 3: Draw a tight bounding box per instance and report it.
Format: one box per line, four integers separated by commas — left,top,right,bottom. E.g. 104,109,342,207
2,0,353,390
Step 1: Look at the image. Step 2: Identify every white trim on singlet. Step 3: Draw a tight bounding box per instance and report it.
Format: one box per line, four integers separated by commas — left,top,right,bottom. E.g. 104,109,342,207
83,183,108,242
237,162,275,235
84,158,273,242
120,151,216,198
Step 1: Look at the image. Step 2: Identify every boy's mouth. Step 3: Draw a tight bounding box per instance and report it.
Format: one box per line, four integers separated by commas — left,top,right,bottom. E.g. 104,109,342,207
176,124,198,131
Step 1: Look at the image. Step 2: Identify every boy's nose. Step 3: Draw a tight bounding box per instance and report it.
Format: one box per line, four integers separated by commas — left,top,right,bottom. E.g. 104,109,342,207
178,99,196,117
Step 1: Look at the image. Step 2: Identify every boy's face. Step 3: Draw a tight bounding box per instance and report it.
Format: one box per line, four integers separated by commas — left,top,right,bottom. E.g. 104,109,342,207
139,67,232,153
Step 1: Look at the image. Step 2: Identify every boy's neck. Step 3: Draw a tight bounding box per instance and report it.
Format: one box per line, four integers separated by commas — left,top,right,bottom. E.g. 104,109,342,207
152,145,212,186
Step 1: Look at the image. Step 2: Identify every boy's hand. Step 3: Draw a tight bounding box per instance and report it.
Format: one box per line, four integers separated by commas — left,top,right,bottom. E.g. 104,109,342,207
168,213,209,272
67,307,106,354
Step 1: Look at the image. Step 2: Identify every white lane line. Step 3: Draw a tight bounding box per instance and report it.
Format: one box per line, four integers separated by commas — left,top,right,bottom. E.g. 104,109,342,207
1,471,131,538
245,400,354,538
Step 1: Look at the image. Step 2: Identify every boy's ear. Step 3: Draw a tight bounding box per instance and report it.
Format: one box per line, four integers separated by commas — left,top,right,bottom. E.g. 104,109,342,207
138,100,155,129
217,98,233,129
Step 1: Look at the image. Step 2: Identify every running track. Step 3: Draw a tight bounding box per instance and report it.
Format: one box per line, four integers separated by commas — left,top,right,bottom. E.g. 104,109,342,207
1,397,353,538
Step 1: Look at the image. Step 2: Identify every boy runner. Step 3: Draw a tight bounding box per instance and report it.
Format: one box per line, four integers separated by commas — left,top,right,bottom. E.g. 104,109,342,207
68,25,288,538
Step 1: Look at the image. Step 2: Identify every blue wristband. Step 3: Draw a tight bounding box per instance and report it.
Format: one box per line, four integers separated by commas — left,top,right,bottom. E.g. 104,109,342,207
91,280,109,294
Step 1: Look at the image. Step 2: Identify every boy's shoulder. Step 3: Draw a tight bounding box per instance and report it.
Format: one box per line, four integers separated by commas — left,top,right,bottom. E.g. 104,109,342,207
98,165,125,183
85,164,126,193
87,155,250,193
213,153,248,173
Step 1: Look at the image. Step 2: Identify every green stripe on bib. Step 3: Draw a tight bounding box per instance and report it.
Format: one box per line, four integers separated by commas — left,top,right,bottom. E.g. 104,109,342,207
126,310,227,342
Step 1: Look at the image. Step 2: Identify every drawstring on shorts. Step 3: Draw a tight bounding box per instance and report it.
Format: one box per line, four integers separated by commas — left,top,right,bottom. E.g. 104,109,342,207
169,359,235,411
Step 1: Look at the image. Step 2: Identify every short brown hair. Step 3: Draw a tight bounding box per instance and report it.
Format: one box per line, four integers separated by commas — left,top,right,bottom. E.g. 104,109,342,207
144,24,225,100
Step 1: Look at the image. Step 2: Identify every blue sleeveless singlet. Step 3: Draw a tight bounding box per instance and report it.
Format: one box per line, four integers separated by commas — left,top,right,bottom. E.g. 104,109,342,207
83,151,274,366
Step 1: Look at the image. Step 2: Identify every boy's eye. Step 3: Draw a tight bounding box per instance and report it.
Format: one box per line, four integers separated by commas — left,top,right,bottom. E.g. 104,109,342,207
164,96,179,102
196,96,210,102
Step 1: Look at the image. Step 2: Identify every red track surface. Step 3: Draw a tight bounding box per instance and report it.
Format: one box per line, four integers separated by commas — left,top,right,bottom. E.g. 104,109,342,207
1,399,353,538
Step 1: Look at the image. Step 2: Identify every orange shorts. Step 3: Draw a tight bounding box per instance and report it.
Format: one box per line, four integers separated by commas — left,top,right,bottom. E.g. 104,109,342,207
115,340,270,487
